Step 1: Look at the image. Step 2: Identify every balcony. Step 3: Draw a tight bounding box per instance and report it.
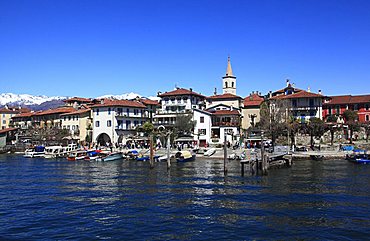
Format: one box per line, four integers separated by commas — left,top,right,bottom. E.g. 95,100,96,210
212,122,240,127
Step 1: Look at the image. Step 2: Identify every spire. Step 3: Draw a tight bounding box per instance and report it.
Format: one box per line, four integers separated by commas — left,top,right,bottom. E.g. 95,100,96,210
226,55,233,77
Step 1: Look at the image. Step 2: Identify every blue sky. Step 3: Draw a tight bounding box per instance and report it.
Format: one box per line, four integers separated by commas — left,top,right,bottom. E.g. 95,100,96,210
1,0,370,98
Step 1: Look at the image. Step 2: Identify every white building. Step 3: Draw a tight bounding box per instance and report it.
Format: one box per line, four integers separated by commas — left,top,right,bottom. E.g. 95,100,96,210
154,87,206,128
91,99,149,145
193,109,212,147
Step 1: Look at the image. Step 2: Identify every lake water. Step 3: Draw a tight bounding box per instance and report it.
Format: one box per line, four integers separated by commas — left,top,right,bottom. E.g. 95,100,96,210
0,155,369,240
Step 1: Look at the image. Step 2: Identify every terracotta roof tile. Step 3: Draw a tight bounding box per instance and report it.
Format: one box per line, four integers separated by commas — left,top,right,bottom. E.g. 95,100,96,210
243,94,264,106
0,127,18,134
207,93,242,100
91,99,146,108
158,88,205,98
324,94,370,105
12,112,34,118
139,98,160,106
270,90,323,100
33,107,76,116
60,108,91,116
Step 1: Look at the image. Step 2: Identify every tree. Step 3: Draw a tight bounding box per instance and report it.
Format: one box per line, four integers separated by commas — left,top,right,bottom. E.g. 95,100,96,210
362,122,370,142
343,110,360,144
325,114,340,146
173,114,196,137
85,133,92,143
141,122,154,136
259,99,291,149
307,117,325,147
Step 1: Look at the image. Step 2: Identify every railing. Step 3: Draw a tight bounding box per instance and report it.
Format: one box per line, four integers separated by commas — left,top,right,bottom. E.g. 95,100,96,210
212,122,240,126
156,109,192,115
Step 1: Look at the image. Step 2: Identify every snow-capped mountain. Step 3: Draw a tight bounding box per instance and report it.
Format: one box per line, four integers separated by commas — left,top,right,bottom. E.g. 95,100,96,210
97,92,142,100
0,93,66,106
97,92,160,101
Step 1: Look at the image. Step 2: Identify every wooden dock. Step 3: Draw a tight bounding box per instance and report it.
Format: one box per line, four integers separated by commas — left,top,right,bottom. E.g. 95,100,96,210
240,152,292,176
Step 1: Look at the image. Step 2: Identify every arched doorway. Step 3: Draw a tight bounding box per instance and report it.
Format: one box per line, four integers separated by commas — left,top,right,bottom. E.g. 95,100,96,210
96,133,111,146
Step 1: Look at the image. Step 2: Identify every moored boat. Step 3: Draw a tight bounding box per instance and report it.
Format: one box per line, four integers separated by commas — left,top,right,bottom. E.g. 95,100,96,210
204,148,216,157
96,152,123,162
346,150,370,164
175,151,196,162
24,146,45,158
67,150,87,161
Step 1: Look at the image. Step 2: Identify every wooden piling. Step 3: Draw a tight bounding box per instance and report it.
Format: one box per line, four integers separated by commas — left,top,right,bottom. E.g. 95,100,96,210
223,134,228,175
166,134,171,170
149,134,154,169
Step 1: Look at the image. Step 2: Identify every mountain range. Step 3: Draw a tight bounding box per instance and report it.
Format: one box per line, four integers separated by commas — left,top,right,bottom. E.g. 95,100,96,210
0,92,159,110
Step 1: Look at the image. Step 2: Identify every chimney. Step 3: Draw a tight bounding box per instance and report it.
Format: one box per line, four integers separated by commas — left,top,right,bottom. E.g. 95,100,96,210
318,89,322,95
269,91,272,98
190,88,193,92
286,79,290,87
214,88,217,95
307,86,311,92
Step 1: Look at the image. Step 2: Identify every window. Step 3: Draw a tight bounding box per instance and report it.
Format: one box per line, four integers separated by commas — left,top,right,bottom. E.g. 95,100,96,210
292,99,297,107
354,104,358,111
134,120,139,126
2,120,6,124
309,98,314,107
107,120,112,127
67,125,70,130
366,115,369,122
232,82,234,88
68,116,71,121
76,125,79,130
328,107,332,115
72,125,75,130
335,105,340,114
365,104,369,110
225,82,228,88
96,109,99,115
198,129,206,135
200,116,204,123
95,121,100,127
72,116,75,121
134,109,138,115
310,110,315,117
127,108,129,116
64,117,67,121
108,108,111,115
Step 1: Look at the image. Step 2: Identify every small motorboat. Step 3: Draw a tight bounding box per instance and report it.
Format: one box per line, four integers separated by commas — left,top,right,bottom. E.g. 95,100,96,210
125,150,139,160
346,150,370,164
84,150,100,161
96,152,123,162
67,150,87,161
24,145,45,158
136,154,150,161
175,151,196,162
204,148,216,157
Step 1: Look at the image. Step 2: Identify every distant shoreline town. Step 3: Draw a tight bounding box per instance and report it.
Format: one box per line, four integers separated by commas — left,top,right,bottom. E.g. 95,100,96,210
0,57,369,153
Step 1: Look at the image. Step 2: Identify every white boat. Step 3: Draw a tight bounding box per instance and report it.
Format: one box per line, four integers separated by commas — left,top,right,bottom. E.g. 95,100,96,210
44,144,79,159
204,148,216,156
96,152,123,162
44,146,64,158
24,146,45,158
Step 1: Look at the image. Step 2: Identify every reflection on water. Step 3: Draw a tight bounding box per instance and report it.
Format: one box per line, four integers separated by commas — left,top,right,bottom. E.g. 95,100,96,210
0,155,369,240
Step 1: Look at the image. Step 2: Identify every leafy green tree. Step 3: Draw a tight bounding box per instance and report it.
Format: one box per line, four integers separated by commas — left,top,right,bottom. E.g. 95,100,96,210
343,110,359,144
142,121,154,136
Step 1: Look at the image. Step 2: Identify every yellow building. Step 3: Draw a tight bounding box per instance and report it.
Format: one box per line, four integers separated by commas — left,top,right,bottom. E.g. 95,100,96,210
60,108,92,143
0,106,31,129
241,93,264,130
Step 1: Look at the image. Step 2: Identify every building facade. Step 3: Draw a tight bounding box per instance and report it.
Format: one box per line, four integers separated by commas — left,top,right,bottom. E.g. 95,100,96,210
91,99,149,145
323,94,370,123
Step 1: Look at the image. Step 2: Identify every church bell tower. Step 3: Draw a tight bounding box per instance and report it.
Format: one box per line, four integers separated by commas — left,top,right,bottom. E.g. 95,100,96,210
222,56,236,95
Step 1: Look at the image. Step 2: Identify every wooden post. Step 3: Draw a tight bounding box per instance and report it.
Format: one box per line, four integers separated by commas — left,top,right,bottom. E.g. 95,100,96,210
224,134,228,175
167,133,171,170
149,134,154,169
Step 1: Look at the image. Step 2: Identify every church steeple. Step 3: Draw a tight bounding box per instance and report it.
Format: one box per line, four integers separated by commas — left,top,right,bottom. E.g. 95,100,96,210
222,56,236,95
226,55,234,77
